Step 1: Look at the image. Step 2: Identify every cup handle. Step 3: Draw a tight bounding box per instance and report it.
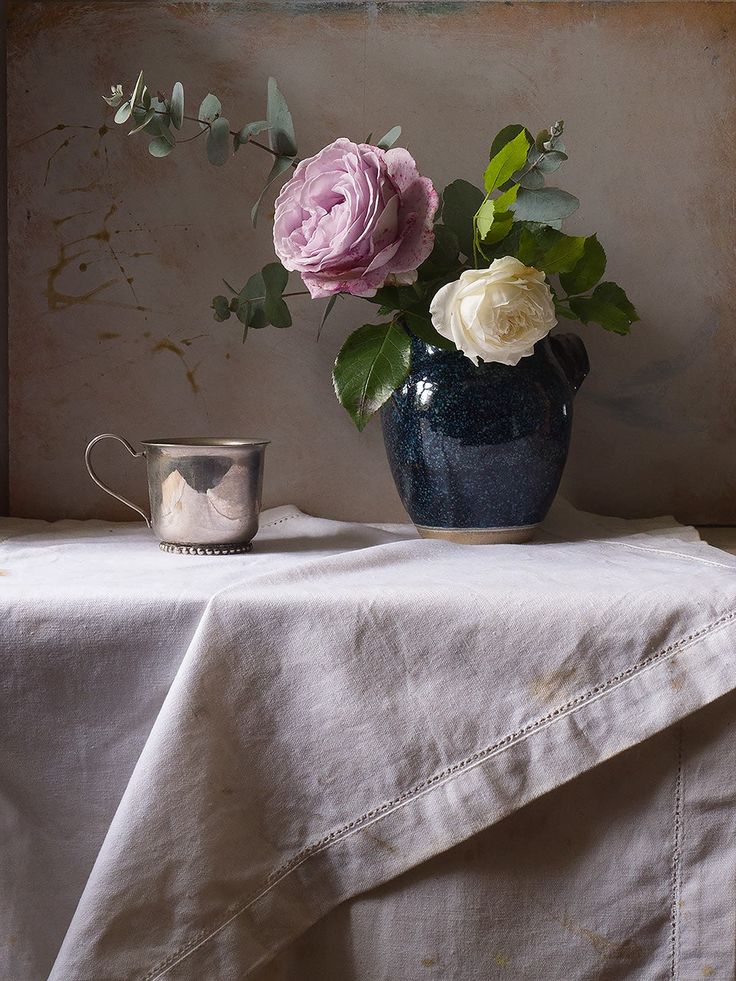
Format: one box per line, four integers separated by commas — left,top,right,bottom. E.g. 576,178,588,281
84,434,151,527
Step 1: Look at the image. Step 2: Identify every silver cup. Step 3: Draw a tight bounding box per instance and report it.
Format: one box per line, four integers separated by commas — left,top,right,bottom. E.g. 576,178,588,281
85,435,269,554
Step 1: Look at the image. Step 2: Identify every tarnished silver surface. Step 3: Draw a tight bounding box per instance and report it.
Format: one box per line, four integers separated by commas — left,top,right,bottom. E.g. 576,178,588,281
85,435,269,548
159,541,253,556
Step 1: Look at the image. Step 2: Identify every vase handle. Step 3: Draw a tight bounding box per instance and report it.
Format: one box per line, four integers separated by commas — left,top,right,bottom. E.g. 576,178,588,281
550,333,589,395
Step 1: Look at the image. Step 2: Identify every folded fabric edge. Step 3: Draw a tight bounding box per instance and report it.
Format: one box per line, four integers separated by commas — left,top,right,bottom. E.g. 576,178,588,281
141,610,736,981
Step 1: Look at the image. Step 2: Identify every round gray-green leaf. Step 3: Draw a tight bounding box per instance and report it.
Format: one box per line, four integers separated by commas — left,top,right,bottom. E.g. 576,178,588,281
206,117,230,166
114,101,132,125
149,137,174,157
332,322,412,431
170,82,184,130
198,93,222,130
511,187,580,223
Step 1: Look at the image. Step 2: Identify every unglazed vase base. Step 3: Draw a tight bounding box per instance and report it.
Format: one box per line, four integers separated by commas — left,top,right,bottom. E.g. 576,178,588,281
416,524,538,545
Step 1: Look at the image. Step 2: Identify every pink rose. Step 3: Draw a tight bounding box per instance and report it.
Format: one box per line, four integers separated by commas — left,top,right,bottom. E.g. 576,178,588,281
272,138,439,298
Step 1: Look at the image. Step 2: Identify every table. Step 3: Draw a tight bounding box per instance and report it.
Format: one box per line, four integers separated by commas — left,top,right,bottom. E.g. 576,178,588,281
2,504,735,980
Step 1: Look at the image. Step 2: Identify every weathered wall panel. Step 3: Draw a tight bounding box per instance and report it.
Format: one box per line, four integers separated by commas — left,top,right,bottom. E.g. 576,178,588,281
7,1,736,523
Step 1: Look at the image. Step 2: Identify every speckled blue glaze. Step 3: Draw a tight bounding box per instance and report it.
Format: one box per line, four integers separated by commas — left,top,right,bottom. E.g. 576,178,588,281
381,333,589,530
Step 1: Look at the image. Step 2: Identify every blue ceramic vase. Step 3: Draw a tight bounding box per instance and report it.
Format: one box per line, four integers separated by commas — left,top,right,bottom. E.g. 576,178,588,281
381,333,589,543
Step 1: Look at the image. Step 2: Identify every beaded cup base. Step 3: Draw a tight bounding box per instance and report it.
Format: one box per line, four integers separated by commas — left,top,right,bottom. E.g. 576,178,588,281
159,541,253,556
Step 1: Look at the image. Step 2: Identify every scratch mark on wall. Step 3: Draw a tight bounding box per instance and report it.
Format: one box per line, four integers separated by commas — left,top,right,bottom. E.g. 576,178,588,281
44,135,77,186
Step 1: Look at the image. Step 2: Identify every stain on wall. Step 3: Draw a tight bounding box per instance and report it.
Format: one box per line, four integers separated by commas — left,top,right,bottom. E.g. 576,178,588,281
6,1,736,523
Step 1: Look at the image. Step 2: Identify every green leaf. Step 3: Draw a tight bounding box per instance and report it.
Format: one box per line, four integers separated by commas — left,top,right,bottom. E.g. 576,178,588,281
377,125,401,150
512,187,580,223
235,273,268,329
148,137,174,157
250,155,294,227
592,282,639,322
234,119,269,152
569,282,638,335
417,224,460,279
128,108,155,136
442,180,485,259
262,261,291,327
332,322,412,431
559,235,607,295
211,295,231,322
475,199,495,241
403,311,455,351
267,77,297,156
206,117,230,166
476,184,519,247
489,124,529,160
198,93,221,130
170,82,184,130
317,294,338,340
554,302,578,321
114,101,132,125
518,226,585,274
483,129,530,194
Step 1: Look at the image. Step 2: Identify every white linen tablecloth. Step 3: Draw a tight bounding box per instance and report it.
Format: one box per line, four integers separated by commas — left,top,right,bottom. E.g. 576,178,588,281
1,503,735,980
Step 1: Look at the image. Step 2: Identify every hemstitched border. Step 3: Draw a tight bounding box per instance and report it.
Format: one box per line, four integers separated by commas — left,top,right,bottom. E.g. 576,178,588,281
139,607,736,981
669,725,684,980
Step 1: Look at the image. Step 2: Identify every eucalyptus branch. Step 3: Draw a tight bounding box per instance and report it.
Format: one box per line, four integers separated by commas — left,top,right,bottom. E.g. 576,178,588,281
132,102,285,160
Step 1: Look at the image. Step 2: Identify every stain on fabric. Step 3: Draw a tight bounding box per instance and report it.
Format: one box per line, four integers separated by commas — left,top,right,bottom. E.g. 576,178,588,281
363,831,397,854
559,915,644,963
420,956,438,967
0,570,9,576
495,952,509,967
530,663,577,702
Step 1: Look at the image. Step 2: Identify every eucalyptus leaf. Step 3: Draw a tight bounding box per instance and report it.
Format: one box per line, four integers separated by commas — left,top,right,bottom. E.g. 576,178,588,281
512,187,580,223
441,180,485,259
130,70,144,110
234,119,269,152
198,93,222,130
251,155,294,227
103,84,124,107
536,150,568,174
332,322,412,431
128,108,155,136
377,125,402,150
206,117,231,166
148,136,174,157
237,272,268,328
114,101,132,125
267,77,297,156
483,129,529,194
559,235,607,295
517,168,545,190
141,86,151,111
170,82,184,130
262,261,292,327
211,295,231,322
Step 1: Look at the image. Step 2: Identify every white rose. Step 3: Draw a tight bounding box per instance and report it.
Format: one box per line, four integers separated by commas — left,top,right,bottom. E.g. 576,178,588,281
429,256,557,366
